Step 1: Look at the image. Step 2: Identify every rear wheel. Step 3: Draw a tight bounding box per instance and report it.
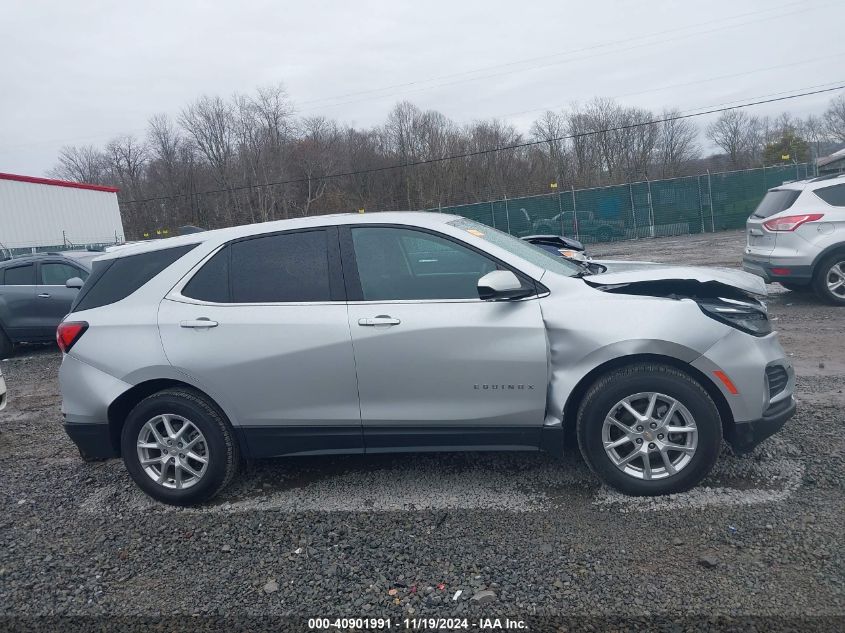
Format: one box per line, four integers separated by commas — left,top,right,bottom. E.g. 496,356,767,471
813,253,845,305
121,389,239,505
0,329,13,359
577,363,722,496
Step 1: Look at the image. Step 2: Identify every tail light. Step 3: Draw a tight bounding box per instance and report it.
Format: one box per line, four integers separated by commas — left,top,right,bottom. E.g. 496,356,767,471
763,213,823,232
57,321,88,353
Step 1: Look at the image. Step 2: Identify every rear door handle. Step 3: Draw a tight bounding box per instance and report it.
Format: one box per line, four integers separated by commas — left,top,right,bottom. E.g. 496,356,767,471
180,318,218,329
37,293,51,298
358,315,401,327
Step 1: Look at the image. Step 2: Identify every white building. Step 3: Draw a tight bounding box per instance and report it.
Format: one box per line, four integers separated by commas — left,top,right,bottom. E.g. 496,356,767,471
0,172,124,255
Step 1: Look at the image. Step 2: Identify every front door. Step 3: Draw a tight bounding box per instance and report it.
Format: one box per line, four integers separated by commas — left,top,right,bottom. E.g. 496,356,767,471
342,225,548,452
159,227,363,458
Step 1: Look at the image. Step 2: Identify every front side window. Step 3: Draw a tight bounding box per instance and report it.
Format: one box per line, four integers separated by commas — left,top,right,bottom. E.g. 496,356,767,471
3,264,35,286
187,230,331,303
350,226,501,301
41,262,88,285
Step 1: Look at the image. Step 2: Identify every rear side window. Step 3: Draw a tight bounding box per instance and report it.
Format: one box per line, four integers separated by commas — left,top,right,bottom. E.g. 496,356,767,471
814,183,845,206
3,264,35,285
228,231,330,303
73,244,197,312
751,189,801,218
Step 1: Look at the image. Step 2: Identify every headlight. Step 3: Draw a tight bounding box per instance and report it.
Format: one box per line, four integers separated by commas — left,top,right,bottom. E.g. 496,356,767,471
697,297,771,336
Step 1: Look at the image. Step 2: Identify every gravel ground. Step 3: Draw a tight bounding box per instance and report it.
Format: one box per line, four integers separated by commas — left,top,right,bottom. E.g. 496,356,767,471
1,229,843,631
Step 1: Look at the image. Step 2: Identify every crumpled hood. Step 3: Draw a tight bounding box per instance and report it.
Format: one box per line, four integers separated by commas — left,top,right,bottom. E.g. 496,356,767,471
585,264,768,297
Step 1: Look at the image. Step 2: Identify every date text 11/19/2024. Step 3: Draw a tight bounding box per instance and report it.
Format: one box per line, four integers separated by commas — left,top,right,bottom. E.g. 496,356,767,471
308,617,528,630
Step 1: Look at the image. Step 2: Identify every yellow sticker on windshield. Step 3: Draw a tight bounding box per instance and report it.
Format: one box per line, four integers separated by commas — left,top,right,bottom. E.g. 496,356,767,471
466,229,485,237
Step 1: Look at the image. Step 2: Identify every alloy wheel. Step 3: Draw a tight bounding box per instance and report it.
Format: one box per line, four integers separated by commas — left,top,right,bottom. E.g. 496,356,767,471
136,414,209,489
601,392,698,480
825,260,845,298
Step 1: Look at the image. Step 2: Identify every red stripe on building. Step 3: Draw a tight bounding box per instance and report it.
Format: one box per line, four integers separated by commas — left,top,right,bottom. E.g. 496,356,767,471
0,172,119,193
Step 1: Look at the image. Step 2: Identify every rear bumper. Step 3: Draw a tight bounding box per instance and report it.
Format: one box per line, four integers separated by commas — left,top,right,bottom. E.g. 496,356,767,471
63,420,117,460
742,256,813,283
725,396,796,454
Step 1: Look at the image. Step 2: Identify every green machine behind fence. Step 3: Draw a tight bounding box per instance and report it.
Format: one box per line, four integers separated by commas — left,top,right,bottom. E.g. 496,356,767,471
424,163,815,243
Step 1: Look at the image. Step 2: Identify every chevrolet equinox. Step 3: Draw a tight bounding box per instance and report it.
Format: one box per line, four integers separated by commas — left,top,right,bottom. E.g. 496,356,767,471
58,213,796,505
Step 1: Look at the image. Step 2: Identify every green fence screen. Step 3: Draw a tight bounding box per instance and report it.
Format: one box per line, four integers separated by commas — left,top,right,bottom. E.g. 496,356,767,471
423,163,815,243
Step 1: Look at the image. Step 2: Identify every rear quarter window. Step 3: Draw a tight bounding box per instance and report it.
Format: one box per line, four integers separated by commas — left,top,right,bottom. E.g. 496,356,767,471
814,183,845,206
72,244,197,312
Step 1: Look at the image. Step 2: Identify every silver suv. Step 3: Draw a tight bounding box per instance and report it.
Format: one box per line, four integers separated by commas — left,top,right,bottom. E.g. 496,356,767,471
743,174,845,304
58,213,795,505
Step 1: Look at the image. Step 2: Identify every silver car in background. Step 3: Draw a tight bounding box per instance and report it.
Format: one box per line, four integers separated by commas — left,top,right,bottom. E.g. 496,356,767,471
743,173,845,304
58,213,795,505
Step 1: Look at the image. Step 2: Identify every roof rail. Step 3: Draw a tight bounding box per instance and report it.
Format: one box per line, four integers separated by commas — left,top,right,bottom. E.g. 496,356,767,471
808,173,845,183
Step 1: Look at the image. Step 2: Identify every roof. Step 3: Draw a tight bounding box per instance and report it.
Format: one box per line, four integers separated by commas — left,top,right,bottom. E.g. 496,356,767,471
0,172,119,193
817,147,845,168
96,211,461,261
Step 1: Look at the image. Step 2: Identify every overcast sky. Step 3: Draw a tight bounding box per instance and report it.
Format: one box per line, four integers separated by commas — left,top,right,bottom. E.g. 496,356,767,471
1,0,843,178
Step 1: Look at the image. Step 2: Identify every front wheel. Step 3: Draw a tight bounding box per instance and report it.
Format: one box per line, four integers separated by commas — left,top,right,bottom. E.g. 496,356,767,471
577,363,722,496
121,389,239,505
812,253,845,305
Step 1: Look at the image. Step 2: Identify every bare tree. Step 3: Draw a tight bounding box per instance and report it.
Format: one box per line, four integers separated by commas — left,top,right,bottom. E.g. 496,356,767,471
656,109,699,177
825,94,845,143
706,110,759,168
530,111,568,186
49,145,106,183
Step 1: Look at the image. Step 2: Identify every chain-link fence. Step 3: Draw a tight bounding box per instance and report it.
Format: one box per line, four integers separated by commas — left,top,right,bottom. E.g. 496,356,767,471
422,163,816,243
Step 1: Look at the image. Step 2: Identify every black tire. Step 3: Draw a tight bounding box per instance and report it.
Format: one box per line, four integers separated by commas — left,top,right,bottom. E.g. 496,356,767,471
0,328,12,359
576,363,722,496
780,282,811,292
120,388,239,505
812,252,845,306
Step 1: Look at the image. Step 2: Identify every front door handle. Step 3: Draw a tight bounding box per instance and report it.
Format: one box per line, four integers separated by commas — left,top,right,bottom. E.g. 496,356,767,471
180,318,218,329
37,293,51,298
358,315,401,327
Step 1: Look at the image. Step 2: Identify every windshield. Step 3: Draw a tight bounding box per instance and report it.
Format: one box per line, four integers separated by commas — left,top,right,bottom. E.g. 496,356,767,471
447,218,582,276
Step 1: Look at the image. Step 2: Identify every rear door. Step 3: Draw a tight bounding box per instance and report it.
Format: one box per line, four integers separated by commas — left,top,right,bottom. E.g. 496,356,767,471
34,261,89,334
0,263,39,340
341,224,548,452
159,227,363,458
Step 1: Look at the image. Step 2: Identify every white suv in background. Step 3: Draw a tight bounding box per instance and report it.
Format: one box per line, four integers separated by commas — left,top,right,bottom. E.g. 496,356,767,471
743,174,845,304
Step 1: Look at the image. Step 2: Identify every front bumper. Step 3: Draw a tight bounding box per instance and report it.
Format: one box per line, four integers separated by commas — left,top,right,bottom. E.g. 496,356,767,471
0,373,6,411
742,255,813,284
725,396,796,454
63,420,117,460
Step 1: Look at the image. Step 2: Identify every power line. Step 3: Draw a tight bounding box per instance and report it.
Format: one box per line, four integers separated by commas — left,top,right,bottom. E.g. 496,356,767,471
482,55,845,123
121,83,845,206
294,0,816,110
1,1,828,154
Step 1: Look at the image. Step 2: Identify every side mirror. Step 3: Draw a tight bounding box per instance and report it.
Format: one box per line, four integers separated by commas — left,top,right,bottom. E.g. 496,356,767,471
65,277,84,290
477,270,533,301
